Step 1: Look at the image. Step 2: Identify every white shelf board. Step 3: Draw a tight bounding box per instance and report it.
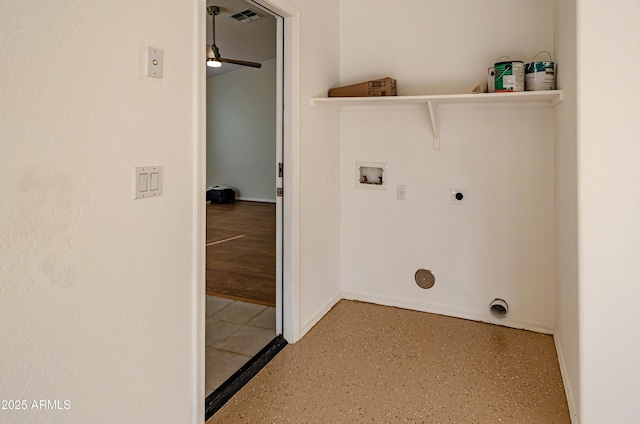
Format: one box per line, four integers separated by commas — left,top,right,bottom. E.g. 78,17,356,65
311,90,563,150
310,90,564,108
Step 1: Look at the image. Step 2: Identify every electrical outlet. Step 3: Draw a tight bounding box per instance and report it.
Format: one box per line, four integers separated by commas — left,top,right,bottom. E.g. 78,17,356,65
397,185,407,200
451,188,468,205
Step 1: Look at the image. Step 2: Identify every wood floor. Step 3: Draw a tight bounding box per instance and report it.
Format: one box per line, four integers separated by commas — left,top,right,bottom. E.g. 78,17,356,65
206,201,276,307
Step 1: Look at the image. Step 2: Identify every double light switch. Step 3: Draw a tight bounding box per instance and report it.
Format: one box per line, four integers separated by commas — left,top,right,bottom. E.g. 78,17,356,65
135,166,163,199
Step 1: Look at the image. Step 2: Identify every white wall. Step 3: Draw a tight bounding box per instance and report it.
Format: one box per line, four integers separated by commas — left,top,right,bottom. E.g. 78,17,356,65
206,58,277,202
340,106,556,331
339,0,556,332
577,0,640,422
10,0,621,421
553,0,580,420
205,0,344,338
291,0,343,336
0,0,344,420
340,0,554,95
0,1,200,423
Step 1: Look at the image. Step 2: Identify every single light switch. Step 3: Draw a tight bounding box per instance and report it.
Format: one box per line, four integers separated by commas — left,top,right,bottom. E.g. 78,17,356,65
135,166,162,199
150,172,159,191
139,173,149,192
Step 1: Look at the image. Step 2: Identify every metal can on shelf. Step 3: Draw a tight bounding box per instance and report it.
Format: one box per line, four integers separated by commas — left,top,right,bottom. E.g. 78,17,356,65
494,61,524,92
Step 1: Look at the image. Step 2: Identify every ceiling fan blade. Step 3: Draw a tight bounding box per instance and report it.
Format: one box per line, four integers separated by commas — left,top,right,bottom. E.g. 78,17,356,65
218,57,262,68
207,5,262,70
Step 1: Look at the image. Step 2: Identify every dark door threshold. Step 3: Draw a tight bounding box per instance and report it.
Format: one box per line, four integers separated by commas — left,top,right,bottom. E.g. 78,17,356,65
205,335,288,421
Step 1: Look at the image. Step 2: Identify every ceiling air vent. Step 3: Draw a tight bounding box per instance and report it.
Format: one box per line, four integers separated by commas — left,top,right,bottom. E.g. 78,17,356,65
230,9,264,24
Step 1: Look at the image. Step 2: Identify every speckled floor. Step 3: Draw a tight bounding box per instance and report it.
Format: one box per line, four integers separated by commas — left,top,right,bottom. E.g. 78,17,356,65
206,300,570,423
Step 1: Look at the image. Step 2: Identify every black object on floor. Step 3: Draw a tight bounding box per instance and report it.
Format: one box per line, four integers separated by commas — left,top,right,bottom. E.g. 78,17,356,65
207,186,236,204
205,335,288,421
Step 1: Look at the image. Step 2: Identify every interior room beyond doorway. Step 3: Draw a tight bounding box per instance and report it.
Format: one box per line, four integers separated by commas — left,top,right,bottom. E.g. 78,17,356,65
206,201,276,307
204,200,277,395
203,0,280,401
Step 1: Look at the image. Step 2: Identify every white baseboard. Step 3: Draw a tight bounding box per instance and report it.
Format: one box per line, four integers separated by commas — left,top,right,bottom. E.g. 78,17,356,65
554,333,580,423
298,291,342,341
236,197,276,203
341,291,555,335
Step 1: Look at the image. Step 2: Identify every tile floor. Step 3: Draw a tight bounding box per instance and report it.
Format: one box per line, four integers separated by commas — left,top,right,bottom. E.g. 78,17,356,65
205,296,276,396
207,300,571,423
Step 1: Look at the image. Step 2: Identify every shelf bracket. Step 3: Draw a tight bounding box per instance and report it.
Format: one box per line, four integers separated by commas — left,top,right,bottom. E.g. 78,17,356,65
427,101,440,150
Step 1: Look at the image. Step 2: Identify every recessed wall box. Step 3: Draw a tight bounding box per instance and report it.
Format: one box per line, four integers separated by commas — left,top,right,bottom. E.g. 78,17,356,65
356,162,387,190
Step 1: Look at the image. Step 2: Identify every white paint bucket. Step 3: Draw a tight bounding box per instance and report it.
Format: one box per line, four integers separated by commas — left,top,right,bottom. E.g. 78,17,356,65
525,51,556,91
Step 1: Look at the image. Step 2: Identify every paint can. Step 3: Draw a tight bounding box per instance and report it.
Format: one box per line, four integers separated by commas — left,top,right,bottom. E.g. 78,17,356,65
487,67,496,93
525,51,556,91
494,59,524,92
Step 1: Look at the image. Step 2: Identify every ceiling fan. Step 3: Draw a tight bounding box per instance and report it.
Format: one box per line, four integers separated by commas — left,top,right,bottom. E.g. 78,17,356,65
206,5,262,69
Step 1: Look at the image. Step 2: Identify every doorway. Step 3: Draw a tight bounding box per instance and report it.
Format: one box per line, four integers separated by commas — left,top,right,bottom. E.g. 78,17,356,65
202,0,285,413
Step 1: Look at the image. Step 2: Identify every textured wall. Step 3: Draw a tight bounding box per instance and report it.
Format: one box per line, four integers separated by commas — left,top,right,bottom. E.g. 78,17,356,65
291,0,343,336
0,0,199,422
578,0,640,421
553,0,580,420
0,0,345,419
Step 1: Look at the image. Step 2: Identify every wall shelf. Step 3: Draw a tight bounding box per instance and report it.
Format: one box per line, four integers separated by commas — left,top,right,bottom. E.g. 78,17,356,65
311,90,564,150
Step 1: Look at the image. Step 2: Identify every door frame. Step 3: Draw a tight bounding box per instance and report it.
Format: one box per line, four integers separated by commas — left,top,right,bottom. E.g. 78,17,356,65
193,0,301,421
249,0,301,344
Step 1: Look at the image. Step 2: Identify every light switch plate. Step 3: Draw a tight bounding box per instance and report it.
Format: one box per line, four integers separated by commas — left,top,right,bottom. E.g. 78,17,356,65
135,166,163,199
147,46,163,79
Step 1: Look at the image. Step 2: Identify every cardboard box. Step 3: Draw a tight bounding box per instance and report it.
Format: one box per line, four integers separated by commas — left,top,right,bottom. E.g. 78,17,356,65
328,77,397,97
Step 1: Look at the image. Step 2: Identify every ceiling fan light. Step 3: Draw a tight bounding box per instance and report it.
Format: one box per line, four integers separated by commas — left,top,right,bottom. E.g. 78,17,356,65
207,58,222,68
206,7,260,69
